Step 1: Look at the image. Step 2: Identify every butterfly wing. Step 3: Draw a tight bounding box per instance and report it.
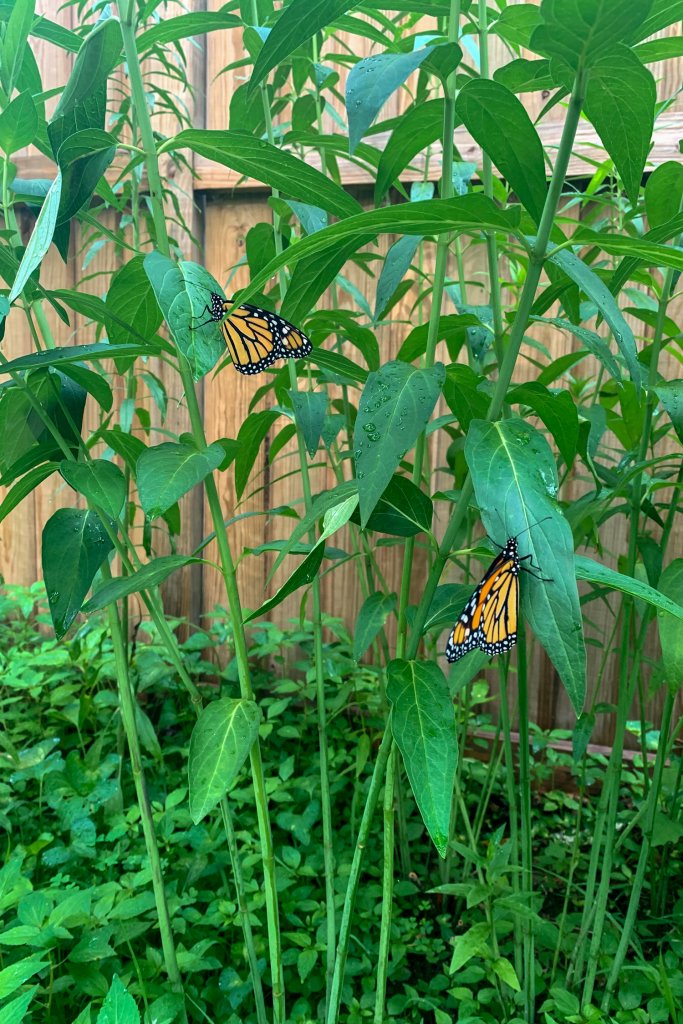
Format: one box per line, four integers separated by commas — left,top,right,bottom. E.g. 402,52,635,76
219,303,279,375
444,545,520,663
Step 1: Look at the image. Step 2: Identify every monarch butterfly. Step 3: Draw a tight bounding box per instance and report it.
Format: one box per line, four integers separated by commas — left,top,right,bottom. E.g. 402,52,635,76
444,527,551,663
194,292,312,375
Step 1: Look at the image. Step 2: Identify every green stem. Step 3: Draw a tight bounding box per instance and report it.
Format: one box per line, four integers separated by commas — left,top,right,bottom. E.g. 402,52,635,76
498,667,523,983
105,570,187,1014
516,629,535,1016
374,743,397,1024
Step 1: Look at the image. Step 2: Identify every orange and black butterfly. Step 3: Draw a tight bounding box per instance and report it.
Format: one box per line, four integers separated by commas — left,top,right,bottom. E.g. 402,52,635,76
195,292,312,375
445,526,551,663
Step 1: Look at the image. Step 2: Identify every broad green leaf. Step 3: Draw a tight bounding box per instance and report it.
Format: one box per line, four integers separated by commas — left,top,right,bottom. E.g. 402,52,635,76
82,555,203,614
0,91,37,155
8,171,62,302
280,239,362,324
547,247,640,388
492,957,521,992
234,410,280,500
353,591,396,661
60,460,126,520
657,559,683,692
59,363,113,412
421,583,473,633
584,45,655,205
56,129,116,224
634,0,683,38
455,79,546,223
655,381,683,443
354,473,433,536
529,315,622,383
250,0,361,91
245,544,325,622
285,200,328,235
492,3,542,48
136,442,225,520
465,418,586,713
0,462,57,525
136,11,240,51
188,698,261,823
0,955,46,998
96,974,140,1024
144,253,225,379
634,35,683,63
375,98,445,203
0,0,34,95
374,235,420,321
42,508,114,637
106,255,163,345
448,922,490,973
507,381,579,466
308,348,368,385
443,364,490,431
0,987,38,1024
575,556,683,620
387,658,457,857
0,370,85,482
236,195,520,306
0,342,157,375
645,161,683,230
530,0,652,76
70,1007,93,1024
493,58,553,93
165,129,361,220
354,360,444,526
346,47,437,154
289,390,328,457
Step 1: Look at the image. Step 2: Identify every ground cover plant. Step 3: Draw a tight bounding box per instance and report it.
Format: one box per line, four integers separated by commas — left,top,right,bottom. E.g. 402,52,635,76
0,0,682,1022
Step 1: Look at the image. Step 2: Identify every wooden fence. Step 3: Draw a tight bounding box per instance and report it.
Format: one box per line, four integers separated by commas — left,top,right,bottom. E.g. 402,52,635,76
2,1,682,741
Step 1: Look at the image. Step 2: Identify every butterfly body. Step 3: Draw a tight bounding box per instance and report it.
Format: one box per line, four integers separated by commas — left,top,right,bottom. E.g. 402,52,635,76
445,535,535,663
204,292,312,375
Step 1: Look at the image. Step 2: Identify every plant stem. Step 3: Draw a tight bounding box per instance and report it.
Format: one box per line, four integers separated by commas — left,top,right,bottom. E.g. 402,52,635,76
104,569,187,1015
516,629,535,1016
374,742,397,1024
498,667,523,983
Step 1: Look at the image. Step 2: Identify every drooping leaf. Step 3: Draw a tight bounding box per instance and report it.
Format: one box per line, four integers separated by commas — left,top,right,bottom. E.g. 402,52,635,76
387,658,457,857
136,442,225,520
655,380,683,443
56,128,117,225
0,91,38,154
353,592,397,661
374,235,420,321
136,10,240,52
529,315,623,383
0,0,34,96
354,360,444,526
234,410,280,500
106,255,163,345
188,699,261,823
455,78,546,223
42,508,114,638
645,161,683,230
82,555,203,614
289,390,328,457
245,545,325,622
268,480,357,580
507,381,579,467
0,462,58,525
8,171,62,302
465,417,586,713
575,556,683,621
443,364,490,431
354,473,433,536
375,98,445,203
657,559,683,693
60,460,126,520
0,342,159,375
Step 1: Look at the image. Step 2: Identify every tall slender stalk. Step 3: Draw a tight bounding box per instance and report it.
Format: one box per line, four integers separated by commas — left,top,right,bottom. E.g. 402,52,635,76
516,629,535,1016
118,2,284,1016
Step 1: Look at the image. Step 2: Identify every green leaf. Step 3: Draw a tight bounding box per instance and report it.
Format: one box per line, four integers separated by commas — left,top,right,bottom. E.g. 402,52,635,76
0,342,157,375
655,380,683,444
0,91,37,155
421,583,474,633
136,11,240,52
575,556,683,620
465,418,586,713
245,545,325,622
268,480,357,580
374,235,420,321
354,360,444,526
0,0,34,95
0,988,38,1024
346,47,437,154
188,698,261,823
375,98,445,203
387,658,457,857
297,949,317,984
455,79,546,223
106,254,163,345
82,555,203,614
355,473,433,536
47,18,122,158
56,129,116,224
657,559,683,693
507,381,579,466
493,58,553,93
353,591,396,661
0,955,46,999
166,129,362,220
237,195,520,305
234,410,280,500
584,45,655,205
250,0,360,91
60,460,126,520
530,0,652,75
443,364,490,431
308,348,368,385
144,253,225,379
42,508,114,638
645,161,683,230
0,370,85,482
136,442,225,520
492,957,522,991
280,239,361,322
8,171,62,302
289,391,328,457
449,921,490,973
529,315,622,383
547,247,640,388
96,974,140,1024
0,462,57,525
59,362,113,412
